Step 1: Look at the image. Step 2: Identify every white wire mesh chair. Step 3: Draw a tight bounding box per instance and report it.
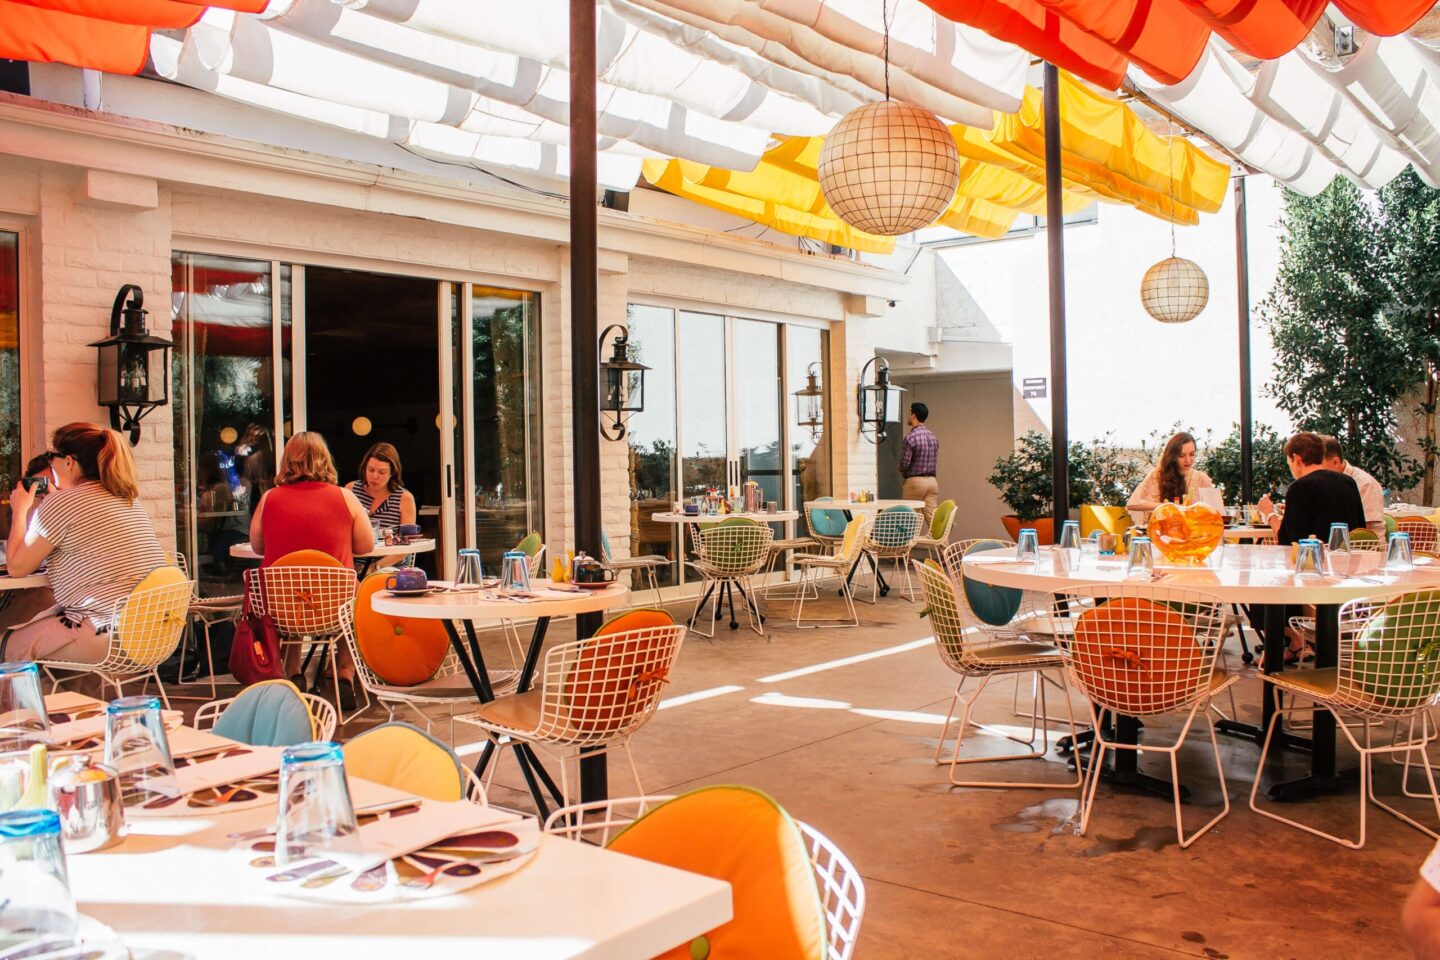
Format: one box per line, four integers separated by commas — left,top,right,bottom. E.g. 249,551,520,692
542,795,865,960
459,623,686,808
860,509,923,602
915,560,1081,789
761,510,820,601
337,599,490,741
38,575,194,708
168,552,244,701
911,499,958,563
601,532,667,608
193,689,337,742
687,522,774,638
790,515,873,629
1249,589,1440,848
248,565,362,722
1051,584,1236,848
1397,519,1440,553
805,501,851,553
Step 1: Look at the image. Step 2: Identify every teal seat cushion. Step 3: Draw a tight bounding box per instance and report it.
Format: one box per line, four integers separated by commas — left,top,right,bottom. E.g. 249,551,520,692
810,498,848,537
213,681,313,747
962,540,1024,627
600,529,613,561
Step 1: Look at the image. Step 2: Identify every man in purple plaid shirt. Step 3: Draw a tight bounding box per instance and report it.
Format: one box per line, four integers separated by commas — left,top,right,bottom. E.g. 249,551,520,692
898,402,939,524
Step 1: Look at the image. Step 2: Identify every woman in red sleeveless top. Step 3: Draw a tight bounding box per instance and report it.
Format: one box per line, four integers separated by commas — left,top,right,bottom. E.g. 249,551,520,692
249,432,373,706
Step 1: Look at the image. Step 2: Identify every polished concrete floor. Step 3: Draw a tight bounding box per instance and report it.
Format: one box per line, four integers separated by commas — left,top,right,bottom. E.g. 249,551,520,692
179,575,1435,959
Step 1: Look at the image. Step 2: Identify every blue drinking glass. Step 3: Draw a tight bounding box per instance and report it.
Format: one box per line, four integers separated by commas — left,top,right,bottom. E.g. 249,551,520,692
0,808,78,946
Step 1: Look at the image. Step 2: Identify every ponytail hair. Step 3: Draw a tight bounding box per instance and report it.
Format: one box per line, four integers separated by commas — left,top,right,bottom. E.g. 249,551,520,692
51,422,140,502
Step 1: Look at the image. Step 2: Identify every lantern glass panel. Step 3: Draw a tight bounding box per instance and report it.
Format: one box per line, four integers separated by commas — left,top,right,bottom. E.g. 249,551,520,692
622,368,644,414
119,343,150,405
144,345,169,405
96,343,120,406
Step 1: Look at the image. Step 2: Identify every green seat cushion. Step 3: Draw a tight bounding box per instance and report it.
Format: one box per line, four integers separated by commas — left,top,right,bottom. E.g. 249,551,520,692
1352,590,1440,705
930,499,956,539
1386,515,1399,536
514,531,543,557
962,540,1023,627
213,680,314,747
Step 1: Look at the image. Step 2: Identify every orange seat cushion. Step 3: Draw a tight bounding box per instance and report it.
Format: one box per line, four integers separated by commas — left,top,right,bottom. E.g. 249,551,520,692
1071,597,1205,715
272,549,346,569
353,574,450,686
596,608,675,635
608,786,826,960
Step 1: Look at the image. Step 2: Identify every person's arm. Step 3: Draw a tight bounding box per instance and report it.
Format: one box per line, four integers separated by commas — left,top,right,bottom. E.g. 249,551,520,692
1405,843,1440,958
399,490,417,526
898,433,914,474
248,490,267,555
1127,473,1160,513
5,482,55,576
342,487,376,555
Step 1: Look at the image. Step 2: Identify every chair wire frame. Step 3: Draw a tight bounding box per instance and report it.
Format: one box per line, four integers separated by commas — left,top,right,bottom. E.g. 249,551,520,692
40,576,194,708
248,565,363,723
1048,583,1236,848
761,509,821,601
542,795,866,960
1249,588,1440,848
459,623,687,809
1396,518,1440,554
171,551,243,701
790,515,873,629
687,523,774,638
860,509,924,602
914,560,1081,789
941,539,1074,727
911,501,958,563
336,599,497,741
193,689,338,742
600,534,668,608
804,504,849,553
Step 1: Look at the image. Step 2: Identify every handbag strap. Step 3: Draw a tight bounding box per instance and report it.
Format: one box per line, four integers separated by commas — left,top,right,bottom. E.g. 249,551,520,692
243,567,273,617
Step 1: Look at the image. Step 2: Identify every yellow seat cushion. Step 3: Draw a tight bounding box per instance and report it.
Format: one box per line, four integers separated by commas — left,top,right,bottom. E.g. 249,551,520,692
342,722,467,802
116,565,189,663
354,574,450,686
608,786,826,960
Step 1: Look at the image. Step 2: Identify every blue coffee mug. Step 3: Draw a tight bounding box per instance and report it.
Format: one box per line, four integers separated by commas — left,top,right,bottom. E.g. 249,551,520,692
396,524,422,538
683,503,700,516
385,567,427,592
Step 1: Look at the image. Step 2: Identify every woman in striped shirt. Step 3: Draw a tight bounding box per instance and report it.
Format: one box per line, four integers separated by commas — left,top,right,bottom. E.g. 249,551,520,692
349,442,416,535
2,423,165,663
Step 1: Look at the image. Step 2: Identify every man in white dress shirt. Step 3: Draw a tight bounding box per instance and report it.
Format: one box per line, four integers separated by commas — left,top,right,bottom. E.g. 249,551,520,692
1322,436,1386,536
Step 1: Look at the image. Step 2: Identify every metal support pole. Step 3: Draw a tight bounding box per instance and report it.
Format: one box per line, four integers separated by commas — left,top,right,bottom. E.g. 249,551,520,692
570,0,607,804
1234,176,1254,504
1043,63,1069,529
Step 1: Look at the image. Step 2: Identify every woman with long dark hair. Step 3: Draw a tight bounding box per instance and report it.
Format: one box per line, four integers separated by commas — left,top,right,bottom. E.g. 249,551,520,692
1127,431,1214,525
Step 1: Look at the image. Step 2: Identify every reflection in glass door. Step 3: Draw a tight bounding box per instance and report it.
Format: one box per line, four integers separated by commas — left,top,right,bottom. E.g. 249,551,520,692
678,312,728,498
732,320,782,508
625,305,678,586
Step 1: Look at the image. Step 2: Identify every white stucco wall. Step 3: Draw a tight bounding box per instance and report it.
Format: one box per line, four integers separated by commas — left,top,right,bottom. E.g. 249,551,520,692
934,175,1294,448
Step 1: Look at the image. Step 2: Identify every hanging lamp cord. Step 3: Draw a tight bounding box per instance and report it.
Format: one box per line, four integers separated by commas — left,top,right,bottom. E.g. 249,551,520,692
882,0,891,102
1167,116,1178,259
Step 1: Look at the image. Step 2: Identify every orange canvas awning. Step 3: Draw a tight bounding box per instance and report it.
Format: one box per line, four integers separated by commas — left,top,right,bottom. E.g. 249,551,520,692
0,0,267,75
920,0,1435,91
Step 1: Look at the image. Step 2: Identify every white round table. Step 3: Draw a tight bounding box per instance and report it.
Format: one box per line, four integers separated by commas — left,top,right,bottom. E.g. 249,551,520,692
804,499,923,513
1223,525,1274,542
651,511,799,524
230,538,437,561
371,578,627,817
963,545,1440,800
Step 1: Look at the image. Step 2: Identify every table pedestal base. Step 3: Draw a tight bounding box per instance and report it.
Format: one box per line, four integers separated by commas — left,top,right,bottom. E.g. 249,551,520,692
1267,767,1361,803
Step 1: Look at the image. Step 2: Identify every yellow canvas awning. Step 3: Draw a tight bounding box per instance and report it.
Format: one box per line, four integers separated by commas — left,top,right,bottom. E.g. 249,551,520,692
644,71,1230,248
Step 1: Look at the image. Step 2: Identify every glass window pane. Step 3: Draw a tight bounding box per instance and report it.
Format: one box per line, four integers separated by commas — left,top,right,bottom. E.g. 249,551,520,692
171,253,276,599
734,319,782,508
624,304,677,586
678,311,727,498
787,326,832,508
471,285,543,570
0,232,18,533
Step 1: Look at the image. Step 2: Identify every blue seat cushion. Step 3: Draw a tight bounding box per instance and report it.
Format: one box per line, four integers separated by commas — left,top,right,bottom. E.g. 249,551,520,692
810,498,848,537
213,680,314,747
962,540,1024,627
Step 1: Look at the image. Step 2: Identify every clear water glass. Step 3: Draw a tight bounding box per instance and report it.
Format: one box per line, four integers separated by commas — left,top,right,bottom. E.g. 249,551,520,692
1015,528,1040,565
275,742,358,867
1386,532,1415,572
0,808,78,947
1327,524,1351,575
1078,538,1100,570
1059,521,1081,566
104,695,177,805
500,550,532,593
0,662,50,754
1126,536,1154,578
455,548,484,589
1294,538,1325,577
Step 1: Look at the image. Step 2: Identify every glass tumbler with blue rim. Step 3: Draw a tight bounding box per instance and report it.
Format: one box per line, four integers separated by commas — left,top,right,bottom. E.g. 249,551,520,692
0,662,50,754
1015,528,1040,565
275,741,358,866
0,808,78,945
1294,538,1324,577
104,695,177,805
1126,536,1155,578
1386,531,1414,572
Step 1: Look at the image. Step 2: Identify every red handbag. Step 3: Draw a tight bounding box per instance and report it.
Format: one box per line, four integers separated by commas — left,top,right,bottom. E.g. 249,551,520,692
229,569,285,686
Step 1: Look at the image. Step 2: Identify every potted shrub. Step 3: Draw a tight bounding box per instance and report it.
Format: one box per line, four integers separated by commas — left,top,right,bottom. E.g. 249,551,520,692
1080,433,1147,537
988,431,1093,544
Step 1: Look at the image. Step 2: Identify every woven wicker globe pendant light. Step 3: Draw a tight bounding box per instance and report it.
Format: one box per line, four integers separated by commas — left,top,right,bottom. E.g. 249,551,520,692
817,0,959,237
1141,121,1209,324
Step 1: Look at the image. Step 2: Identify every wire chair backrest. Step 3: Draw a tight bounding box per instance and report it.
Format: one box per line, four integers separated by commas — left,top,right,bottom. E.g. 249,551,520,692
338,599,463,695
696,523,774,576
867,508,922,552
797,820,866,960
543,794,674,846
940,537,1012,583
1335,589,1440,718
807,503,849,539
251,566,357,639
927,499,958,542
1396,519,1440,552
833,515,873,565
1050,584,1227,717
915,560,975,671
109,579,194,670
537,624,686,746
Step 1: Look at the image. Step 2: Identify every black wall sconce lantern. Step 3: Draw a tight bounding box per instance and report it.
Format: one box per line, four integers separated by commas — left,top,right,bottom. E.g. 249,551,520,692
89,284,173,445
857,355,905,444
598,323,649,441
794,361,824,441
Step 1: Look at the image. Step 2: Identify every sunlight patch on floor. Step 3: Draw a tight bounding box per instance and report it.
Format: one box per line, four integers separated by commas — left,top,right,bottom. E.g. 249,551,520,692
658,684,747,710
756,637,937,683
